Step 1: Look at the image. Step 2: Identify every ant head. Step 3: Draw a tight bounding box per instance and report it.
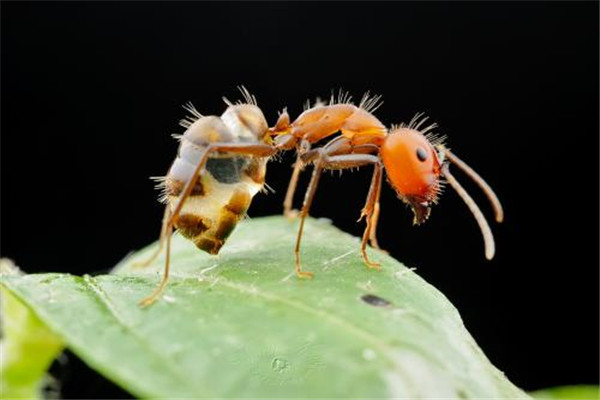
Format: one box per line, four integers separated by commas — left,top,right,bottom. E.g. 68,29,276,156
381,126,443,225
383,114,504,260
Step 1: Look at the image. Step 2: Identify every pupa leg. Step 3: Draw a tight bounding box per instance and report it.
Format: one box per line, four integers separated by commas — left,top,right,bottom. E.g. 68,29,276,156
295,150,379,277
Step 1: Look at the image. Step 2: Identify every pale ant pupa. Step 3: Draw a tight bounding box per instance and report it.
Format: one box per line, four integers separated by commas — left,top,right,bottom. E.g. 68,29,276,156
137,87,287,307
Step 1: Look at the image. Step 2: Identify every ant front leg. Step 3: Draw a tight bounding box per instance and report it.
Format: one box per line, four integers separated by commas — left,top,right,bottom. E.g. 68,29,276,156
359,162,383,269
139,142,278,307
281,137,316,220
319,137,384,252
273,133,303,219
294,149,379,278
283,152,303,219
369,189,383,250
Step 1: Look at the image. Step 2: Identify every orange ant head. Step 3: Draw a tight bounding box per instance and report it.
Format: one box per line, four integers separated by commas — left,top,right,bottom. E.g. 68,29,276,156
381,126,442,225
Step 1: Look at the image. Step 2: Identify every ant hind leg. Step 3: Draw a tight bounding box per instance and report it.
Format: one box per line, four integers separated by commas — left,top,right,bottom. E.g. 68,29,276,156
133,205,171,269
138,220,174,307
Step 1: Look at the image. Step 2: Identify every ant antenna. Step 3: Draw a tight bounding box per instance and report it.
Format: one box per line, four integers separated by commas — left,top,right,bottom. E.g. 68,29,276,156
441,164,496,260
441,147,504,223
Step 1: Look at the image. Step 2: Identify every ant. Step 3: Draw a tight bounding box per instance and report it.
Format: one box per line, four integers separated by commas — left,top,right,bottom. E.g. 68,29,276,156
270,91,504,278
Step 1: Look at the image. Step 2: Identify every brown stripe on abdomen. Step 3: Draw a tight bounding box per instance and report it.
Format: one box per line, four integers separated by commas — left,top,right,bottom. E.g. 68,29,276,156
165,177,205,197
214,213,238,243
224,188,252,215
213,188,252,242
174,187,253,255
175,213,210,239
194,237,223,255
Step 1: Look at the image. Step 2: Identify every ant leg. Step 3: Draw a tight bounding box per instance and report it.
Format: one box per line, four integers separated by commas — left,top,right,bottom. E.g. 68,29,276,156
138,220,174,307
369,202,383,249
294,156,325,279
283,153,303,219
295,151,379,277
288,136,376,220
282,137,321,219
139,142,278,306
133,205,171,269
368,170,384,251
319,137,383,251
359,163,383,269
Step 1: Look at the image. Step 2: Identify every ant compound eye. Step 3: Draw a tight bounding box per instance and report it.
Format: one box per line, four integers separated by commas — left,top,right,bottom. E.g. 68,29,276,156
416,147,428,162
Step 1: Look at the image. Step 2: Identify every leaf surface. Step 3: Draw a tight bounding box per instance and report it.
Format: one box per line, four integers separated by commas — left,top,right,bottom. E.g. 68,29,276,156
531,385,599,400
0,261,64,399
0,216,528,398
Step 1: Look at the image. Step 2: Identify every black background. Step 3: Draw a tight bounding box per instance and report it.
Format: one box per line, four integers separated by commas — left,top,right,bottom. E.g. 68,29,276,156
2,2,598,398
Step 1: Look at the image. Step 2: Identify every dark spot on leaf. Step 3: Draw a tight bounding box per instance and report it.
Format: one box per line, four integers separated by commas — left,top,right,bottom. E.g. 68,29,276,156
361,294,393,308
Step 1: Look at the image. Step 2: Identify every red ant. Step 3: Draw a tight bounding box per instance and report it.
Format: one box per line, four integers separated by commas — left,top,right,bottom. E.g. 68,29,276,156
270,91,504,278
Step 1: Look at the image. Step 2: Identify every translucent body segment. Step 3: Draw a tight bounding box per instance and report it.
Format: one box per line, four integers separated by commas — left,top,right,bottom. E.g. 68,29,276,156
221,104,269,140
183,116,234,146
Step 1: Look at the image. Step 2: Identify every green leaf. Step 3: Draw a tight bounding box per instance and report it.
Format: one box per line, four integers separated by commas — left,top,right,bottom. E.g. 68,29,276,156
0,261,64,399
0,216,528,398
531,386,599,400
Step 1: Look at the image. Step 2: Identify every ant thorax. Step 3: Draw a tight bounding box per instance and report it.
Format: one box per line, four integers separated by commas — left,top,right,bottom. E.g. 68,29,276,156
160,104,269,255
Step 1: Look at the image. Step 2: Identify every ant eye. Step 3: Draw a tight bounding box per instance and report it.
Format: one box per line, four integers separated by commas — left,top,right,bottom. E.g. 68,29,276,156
416,147,428,162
